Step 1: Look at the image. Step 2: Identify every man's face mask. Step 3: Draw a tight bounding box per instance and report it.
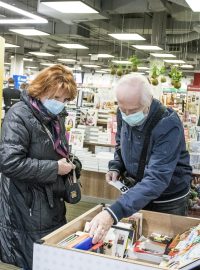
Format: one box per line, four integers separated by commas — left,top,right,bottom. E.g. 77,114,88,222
121,110,147,126
42,99,65,115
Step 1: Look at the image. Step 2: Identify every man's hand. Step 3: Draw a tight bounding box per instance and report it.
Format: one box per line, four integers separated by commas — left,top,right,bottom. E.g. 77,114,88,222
106,171,119,183
88,211,114,244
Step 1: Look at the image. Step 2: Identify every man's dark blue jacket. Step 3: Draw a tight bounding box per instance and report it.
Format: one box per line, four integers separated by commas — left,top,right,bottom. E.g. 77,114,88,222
108,99,192,223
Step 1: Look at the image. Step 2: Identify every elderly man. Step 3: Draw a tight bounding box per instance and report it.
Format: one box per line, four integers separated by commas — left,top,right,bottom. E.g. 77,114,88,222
89,74,192,244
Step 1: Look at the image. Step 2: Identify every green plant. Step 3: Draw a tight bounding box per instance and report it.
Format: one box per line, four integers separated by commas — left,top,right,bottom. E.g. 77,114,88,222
129,55,140,72
168,66,183,89
116,64,123,76
110,65,116,75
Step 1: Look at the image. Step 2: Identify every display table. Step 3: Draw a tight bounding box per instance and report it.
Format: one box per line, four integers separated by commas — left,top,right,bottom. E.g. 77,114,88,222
33,205,200,270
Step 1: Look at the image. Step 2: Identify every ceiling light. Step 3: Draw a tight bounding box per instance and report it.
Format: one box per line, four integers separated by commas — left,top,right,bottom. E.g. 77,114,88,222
83,64,100,68
137,67,150,70
5,43,19,48
180,64,194,69
4,62,11,65
95,70,108,73
131,72,145,75
25,66,38,69
101,68,110,72
185,0,200,12
0,1,47,24
58,43,88,49
42,1,98,14
112,60,131,64
97,54,114,58
150,53,176,58
23,58,33,61
58,58,76,62
29,52,55,56
40,63,56,66
109,33,145,41
164,59,185,64
9,29,49,36
132,45,163,51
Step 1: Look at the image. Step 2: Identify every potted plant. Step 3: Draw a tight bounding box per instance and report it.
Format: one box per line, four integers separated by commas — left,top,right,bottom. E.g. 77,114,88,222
168,66,183,89
160,66,167,83
129,55,140,72
151,65,160,86
116,64,123,77
110,65,116,75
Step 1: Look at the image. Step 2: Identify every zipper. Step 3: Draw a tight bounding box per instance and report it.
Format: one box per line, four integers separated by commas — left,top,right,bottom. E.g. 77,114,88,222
28,187,36,217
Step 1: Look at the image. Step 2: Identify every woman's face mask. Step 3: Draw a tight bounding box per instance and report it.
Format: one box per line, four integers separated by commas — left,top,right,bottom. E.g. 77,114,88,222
42,99,65,115
121,110,147,126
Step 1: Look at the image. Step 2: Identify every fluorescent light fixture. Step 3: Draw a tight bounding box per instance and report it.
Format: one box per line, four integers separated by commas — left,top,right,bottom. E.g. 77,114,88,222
137,66,150,70
9,29,49,36
97,54,114,58
83,64,100,68
180,64,194,69
131,72,145,75
40,63,56,66
164,59,185,64
23,58,33,61
112,60,131,64
95,70,108,73
58,43,88,49
42,1,98,14
150,53,176,58
58,58,76,62
29,52,54,56
4,62,11,65
132,45,163,51
101,68,110,72
0,1,47,24
109,33,145,41
25,66,38,69
5,43,19,48
185,0,200,12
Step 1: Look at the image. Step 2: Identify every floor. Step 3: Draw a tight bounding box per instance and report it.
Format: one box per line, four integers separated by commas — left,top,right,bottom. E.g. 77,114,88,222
0,200,98,270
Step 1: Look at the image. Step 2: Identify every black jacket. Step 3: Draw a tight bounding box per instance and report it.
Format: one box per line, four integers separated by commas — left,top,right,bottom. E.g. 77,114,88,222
0,91,77,269
3,86,21,112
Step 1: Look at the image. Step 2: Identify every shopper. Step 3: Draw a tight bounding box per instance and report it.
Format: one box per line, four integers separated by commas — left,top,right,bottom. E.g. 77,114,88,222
0,64,81,269
3,77,21,113
88,74,192,244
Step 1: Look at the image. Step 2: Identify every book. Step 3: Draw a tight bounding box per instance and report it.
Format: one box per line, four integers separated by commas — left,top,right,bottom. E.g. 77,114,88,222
65,111,76,131
69,128,85,149
80,108,98,126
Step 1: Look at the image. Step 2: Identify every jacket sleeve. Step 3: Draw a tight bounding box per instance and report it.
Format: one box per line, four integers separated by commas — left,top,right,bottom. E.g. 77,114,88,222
108,108,126,173
108,120,183,223
0,110,58,184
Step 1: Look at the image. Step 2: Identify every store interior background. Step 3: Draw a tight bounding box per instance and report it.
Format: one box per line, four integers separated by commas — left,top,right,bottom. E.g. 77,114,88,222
1,0,200,269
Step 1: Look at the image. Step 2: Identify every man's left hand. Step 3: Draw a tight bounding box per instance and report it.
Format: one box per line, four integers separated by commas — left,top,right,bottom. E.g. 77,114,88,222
88,211,114,244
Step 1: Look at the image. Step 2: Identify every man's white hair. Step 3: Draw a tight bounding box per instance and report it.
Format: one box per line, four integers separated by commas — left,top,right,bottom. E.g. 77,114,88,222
114,74,153,108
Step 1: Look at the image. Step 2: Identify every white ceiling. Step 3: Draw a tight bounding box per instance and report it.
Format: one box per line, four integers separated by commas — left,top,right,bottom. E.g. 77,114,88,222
1,0,200,70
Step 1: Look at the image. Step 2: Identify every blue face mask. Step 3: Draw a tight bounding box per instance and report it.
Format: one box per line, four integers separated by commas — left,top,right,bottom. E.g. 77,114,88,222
121,110,147,126
42,99,65,115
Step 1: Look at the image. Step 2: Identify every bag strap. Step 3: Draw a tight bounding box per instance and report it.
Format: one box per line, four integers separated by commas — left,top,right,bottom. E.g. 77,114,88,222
136,105,166,181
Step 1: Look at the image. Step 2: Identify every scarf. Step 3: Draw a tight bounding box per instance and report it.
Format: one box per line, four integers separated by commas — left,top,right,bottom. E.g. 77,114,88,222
29,97,69,158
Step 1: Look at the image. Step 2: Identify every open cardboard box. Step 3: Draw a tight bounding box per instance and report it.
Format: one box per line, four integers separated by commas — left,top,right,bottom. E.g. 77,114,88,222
33,205,200,270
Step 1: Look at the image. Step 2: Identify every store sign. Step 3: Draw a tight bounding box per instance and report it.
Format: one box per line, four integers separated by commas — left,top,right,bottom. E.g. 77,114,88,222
13,75,27,90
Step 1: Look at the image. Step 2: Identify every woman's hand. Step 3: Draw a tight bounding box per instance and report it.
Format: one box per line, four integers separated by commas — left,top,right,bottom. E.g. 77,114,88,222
57,158,74,175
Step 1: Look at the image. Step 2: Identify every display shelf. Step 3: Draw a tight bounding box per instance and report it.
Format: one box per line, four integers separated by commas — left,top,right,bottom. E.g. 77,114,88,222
84,141,115,148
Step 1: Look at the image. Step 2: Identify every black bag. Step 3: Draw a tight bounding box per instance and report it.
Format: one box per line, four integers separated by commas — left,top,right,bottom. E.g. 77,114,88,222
63,168,81,204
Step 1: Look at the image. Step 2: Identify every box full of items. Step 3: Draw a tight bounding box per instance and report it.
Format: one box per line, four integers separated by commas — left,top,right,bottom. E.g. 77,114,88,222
33,205,200,270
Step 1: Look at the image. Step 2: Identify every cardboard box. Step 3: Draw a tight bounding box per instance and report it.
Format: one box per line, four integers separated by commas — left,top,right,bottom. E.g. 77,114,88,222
33,205,200,270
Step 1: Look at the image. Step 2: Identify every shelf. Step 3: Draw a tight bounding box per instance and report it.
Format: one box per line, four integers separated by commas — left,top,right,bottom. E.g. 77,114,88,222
84,141,115,147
